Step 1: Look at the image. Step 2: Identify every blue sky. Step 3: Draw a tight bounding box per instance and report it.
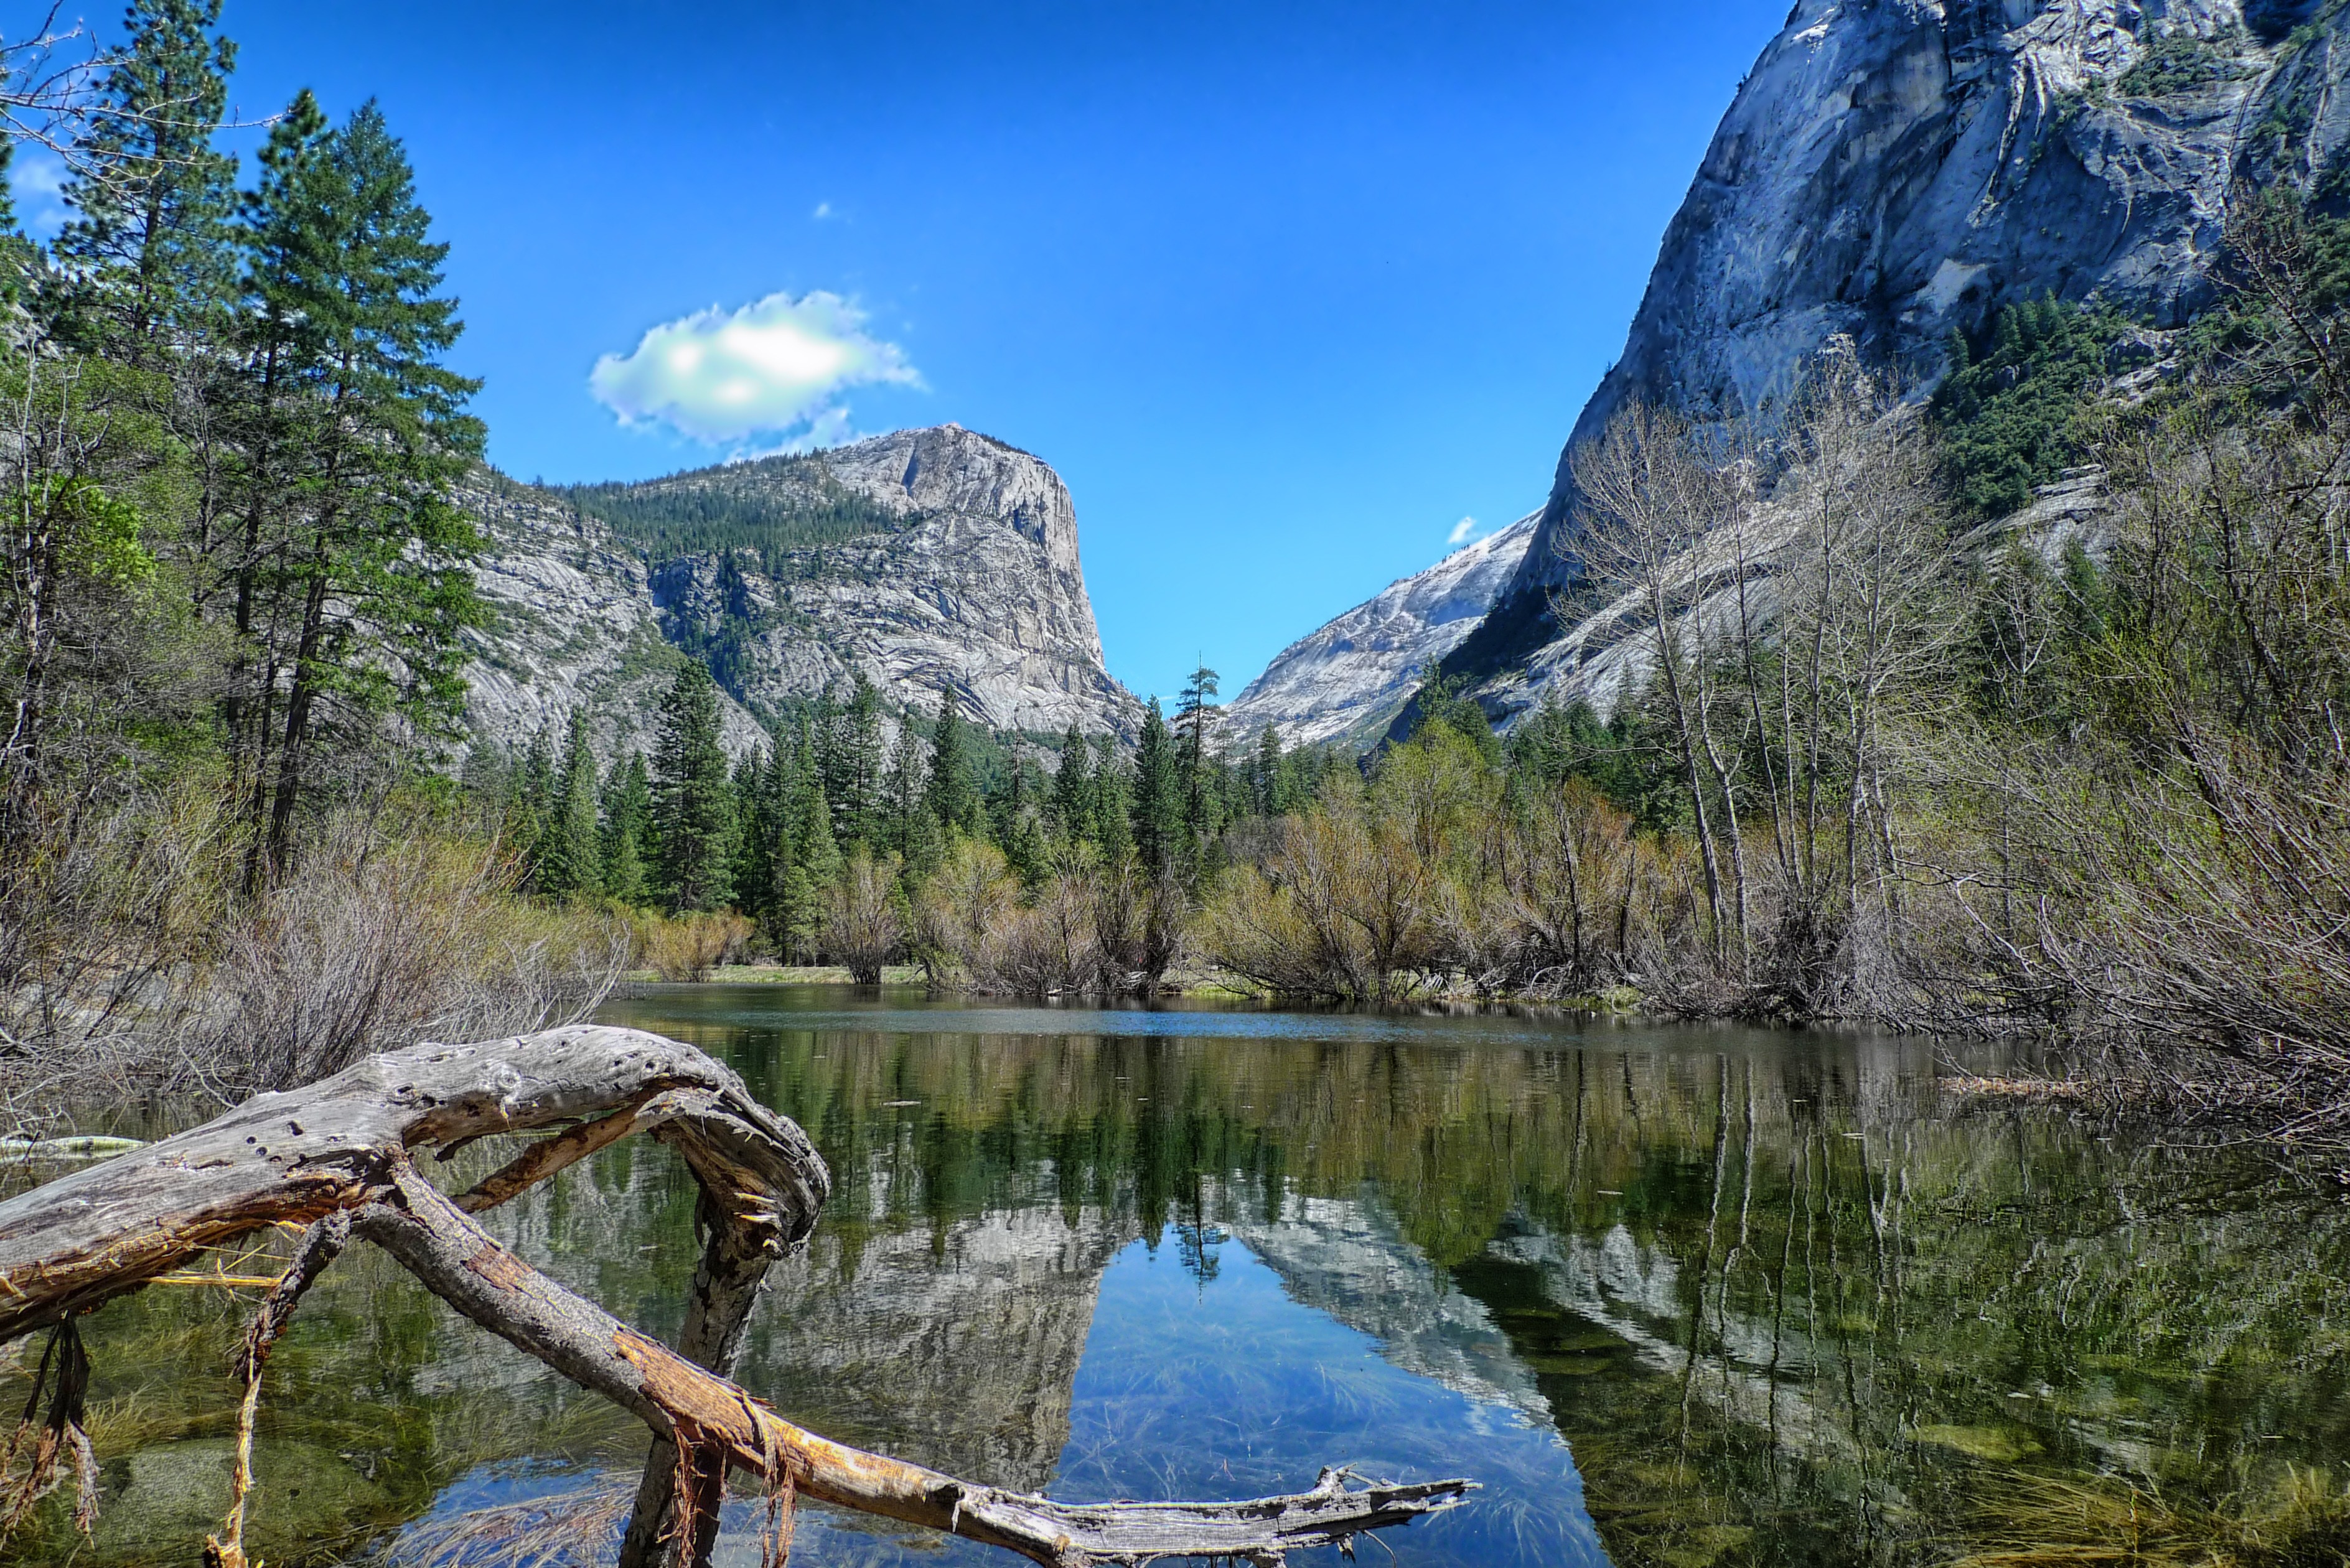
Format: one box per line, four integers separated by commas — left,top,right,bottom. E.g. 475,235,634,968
19,0,1782,703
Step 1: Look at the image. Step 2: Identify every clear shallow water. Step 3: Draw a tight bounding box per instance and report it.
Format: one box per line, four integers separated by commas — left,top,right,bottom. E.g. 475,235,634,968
11,986,2350,1567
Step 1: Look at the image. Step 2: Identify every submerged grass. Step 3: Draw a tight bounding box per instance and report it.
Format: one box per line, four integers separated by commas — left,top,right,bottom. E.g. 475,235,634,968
1950,1467,2350,1567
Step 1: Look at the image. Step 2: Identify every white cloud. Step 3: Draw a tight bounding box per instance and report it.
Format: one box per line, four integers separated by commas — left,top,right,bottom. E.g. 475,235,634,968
812,200,833,220
10,151,68,239
589,290,919,444
1446,516,1479,547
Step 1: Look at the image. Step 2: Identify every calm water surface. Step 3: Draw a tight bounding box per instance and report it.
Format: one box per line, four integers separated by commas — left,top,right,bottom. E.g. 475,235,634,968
11,986,2350,1567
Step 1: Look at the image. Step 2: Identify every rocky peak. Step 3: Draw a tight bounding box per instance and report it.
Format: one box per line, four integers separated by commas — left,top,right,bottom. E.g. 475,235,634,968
457,425,1135,765
1223,515,1538,751
1481,0,2328,630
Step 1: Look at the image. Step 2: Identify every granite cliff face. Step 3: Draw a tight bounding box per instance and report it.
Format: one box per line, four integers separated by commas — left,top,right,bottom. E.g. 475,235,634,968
1444,0,2350,710
1222,514,1537,750
459,425,1137,760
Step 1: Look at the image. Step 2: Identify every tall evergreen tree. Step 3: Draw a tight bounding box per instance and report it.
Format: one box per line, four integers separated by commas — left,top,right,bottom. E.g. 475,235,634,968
825,673,885,848
1130,698,1181,875
1093,734,1133,866
1051,722,1091,840
232,97,486,880
776,724,840,959
54,0,240,347
600,752,653,907
650,661,737,911
1252,723,1285,816
883,717,940,875
924,688,976,838
1175,662,1220,863
533,710,601,899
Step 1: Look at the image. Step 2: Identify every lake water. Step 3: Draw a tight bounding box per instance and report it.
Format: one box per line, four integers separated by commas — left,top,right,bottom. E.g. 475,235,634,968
11,986,2350,1567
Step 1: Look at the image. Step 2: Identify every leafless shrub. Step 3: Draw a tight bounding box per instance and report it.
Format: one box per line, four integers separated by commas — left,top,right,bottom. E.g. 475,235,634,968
189,819,629,1095
0,790,627,1105
639,910,751,983
825,846,904,985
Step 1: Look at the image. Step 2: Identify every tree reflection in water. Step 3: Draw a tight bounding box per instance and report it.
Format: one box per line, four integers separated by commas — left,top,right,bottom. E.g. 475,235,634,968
8,987,2349,1567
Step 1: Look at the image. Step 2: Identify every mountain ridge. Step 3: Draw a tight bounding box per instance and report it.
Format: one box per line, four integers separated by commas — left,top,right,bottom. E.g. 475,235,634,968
459,424,1137,763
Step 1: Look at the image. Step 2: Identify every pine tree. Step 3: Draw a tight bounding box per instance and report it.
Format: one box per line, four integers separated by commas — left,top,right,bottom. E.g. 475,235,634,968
728,749,768,912
924,689,976,838
778,725,840,959
884,717,940,876
534,710,602,900
1175,662,1220,865
651,661,737,911
1001,762,1050,888
1051,722,1092,840
827,674,885,848
1253,723,1285,816
232,97,487,880
502,734,546,878
601,752,653,907
54,0,240,348
1093,734,1133,867
1130,698,1181,875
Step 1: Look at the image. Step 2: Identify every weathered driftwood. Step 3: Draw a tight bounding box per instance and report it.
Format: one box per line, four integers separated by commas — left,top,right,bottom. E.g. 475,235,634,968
0,1027,1472,1566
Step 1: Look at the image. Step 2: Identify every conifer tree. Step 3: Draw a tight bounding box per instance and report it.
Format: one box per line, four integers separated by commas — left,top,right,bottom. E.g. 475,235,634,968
884,717,940,875
1175,663,1219,865
1130,698,1181,875
1093,734,1133,866
777,726,840,959
728,749,768,911
924,688,976,838
601,752,652,907
232,97,487,879
1001,762,1050,887
650,661,737,911
534,710,601,899
1052,722,1091,840
826,674,885,847
1253,723,1285,816
54,0,240,348
502,733,546,877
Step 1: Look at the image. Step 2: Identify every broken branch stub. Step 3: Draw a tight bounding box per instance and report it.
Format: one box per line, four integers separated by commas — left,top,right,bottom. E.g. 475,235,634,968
0,1027,1474,1565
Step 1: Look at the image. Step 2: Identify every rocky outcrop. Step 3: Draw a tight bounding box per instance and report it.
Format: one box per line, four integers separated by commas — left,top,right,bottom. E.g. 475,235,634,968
459,477,772,762
458,425,1137,761
1222,514,1537,751
1448,0,2350,704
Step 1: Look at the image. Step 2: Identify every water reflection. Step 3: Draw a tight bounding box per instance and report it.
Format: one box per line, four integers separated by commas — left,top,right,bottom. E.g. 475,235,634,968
8,986,2349,1567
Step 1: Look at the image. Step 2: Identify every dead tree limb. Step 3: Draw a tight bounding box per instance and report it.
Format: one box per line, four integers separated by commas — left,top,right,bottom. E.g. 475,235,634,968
0,1028,1472,1565
204,1212,350,1568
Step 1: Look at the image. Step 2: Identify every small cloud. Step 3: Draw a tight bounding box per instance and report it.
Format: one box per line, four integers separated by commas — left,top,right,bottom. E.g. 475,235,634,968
11,151,68,239
812,200,833,220
1446,516,1480,547
589,290,920,445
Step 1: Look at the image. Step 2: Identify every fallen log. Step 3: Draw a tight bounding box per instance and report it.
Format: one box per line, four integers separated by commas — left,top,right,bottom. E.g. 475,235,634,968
0,1027,1472,1566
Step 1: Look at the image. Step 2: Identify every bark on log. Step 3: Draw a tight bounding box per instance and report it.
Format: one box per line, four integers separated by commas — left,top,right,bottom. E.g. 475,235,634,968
0,1027,1473,1566
0,1027,826,1340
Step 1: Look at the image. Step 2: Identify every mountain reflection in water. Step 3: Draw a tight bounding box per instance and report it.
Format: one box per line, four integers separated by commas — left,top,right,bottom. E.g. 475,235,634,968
10,986,2350,1568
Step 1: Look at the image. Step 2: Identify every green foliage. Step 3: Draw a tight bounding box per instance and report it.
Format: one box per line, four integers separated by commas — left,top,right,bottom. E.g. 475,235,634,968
1932,295,2125,520
2114,27,2252,98
529,712,602,899
229,93,488,872
564,458,912,566
650,661,737,911
52,0,240,347
1131,699,1181,875
1051,722,1093,838
599,752,653,906
924,693,978,838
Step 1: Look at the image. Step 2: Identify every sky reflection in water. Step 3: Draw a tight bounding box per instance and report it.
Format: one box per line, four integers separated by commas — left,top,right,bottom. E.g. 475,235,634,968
14,986,2350,1568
